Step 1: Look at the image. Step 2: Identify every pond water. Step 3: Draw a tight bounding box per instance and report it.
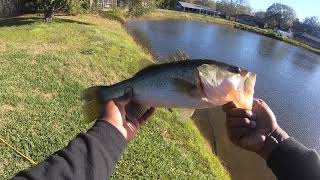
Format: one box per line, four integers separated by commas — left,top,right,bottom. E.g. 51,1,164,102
125,19,320,153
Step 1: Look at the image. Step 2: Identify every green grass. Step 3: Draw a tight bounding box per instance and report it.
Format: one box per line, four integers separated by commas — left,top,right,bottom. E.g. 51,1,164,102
99,9,234,26
0,15,229,179
146,9,235,26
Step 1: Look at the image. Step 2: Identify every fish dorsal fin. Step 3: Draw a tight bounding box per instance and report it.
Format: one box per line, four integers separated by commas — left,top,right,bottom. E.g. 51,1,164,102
176,108,195,122
158,51,189,63
134,55,190,77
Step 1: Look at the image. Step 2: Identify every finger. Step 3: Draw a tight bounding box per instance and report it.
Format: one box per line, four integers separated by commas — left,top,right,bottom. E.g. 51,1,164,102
226,117,256,129
138,107,156,125
225,108,253,118
239,134,266,148
115,88,133,105
228,127,251,143
252,98,266,108
222,101,237,111
129,119,140,129
116,103,126,121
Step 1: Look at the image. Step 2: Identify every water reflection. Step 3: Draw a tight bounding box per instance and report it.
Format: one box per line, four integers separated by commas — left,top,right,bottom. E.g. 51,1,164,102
292,51,320,71
127,28,152,51
257,37,279,58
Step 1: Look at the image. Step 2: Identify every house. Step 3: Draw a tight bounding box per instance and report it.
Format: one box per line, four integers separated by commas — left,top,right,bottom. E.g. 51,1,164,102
175,1,220,16
276,29,293,38
236,14,265,28
0,0,23,17
93,0,117,9
294,32,320,49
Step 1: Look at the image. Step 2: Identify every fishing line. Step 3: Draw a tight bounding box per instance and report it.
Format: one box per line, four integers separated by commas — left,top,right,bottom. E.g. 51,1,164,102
0,136,37,165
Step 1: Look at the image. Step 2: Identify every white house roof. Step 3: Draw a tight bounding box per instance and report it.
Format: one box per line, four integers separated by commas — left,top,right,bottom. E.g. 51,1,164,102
302,33,320,43
177,1,215,11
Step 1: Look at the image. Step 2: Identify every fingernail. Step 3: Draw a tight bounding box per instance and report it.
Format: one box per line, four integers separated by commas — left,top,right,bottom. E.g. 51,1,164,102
250,121,256,128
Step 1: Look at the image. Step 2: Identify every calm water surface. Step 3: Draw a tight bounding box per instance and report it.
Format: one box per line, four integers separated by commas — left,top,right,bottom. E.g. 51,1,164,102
125,19,320,152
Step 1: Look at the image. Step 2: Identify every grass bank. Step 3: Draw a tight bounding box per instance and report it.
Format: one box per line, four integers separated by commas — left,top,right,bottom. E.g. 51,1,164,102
101,9,234,26
0,15,229,179
145,9,234,26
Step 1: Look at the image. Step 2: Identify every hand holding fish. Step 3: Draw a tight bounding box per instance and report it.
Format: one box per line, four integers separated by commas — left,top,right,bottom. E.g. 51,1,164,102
223,99,289,159
100,92,155,142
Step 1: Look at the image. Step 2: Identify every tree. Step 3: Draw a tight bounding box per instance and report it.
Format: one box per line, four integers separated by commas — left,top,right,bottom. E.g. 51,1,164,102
292,18,303,31
193,0,216,9
303,16,320,34
292,17,320,37
41,0,68,21
154,0,178,9
216,1,230,16
27,0,88,21
254,11,266,19
265,3,296,29
128,0,154,17
203,0,216,9
216,0,250,18
234,3,251,15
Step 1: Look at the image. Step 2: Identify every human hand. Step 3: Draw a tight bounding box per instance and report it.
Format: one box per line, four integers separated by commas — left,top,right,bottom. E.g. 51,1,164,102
223,99,289,159
100,92,155,142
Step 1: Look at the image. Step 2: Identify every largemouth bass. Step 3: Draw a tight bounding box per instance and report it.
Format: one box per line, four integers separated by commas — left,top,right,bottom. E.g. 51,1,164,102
81,59,256,122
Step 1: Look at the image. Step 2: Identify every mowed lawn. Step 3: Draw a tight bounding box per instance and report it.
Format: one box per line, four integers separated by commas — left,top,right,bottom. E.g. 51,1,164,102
0,15,229,179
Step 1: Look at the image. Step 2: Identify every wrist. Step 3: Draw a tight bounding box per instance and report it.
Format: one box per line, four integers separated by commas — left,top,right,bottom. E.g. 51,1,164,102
105,119,127,140
260,127,289,160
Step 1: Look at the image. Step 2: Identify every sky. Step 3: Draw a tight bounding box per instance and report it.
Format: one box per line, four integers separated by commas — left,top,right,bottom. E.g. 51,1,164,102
248,0,320,21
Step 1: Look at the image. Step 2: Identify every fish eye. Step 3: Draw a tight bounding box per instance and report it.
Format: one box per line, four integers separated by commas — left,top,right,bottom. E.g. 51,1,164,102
228,66,241,74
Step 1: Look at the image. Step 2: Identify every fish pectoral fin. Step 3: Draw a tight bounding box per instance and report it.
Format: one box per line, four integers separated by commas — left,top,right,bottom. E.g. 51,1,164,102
176,108,195,122
125,101,149,121
172,78,200,97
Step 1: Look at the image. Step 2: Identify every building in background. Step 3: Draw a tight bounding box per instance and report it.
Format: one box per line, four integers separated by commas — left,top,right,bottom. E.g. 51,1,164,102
0,0,23,17
92,0,117,9
294,32,320,49
175,1,220,16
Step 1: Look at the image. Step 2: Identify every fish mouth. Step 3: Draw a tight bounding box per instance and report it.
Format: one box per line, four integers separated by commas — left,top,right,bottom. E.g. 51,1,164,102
243,72,256,95
234,71,256,109
198,69,257,109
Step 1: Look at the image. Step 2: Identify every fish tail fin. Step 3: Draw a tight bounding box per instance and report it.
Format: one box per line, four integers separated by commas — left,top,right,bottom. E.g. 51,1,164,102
81,86,108,123
81,79,132,123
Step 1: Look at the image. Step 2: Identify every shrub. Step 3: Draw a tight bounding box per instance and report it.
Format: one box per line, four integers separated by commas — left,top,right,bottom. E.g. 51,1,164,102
128,0,155,17
68,0,90,15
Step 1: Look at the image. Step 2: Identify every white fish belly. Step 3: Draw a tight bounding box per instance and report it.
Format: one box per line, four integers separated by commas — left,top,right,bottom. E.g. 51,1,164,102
133,88,212,108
